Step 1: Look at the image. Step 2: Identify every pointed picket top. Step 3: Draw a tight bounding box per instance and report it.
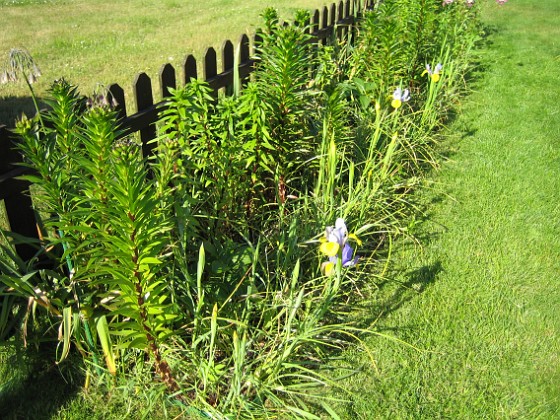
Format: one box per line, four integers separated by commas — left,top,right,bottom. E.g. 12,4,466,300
133,72,157,156
134,72,153,112
160,63,176,98
312,9,320,34
222,40,234,73
107,83,126,121
239,34,250,63
204,47,218,81
183,54,197,85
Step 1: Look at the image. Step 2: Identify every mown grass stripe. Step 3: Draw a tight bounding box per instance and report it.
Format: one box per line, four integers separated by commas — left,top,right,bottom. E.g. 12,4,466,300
339,0,560,417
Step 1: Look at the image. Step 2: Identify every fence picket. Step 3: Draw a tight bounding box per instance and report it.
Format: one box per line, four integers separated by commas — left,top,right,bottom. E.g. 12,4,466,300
108,83,127,122
222,40,235,95
320,6,329,45
134,73,157,157
312,10,320,34
204,47,219,99
0,126,39,260
160,63,177,98
204,47,218,80
253,31,263,53
222,40,234,74
183,54,197,86
238,34,252,83
337,1,345,39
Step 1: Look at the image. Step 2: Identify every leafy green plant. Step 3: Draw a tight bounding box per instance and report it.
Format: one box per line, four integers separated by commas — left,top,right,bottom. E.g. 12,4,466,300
252,8,318,205
0,2,488,417
5,83,184,395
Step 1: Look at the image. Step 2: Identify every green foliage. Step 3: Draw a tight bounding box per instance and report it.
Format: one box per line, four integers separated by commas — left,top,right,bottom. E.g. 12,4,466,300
0,2,486,417
252,8,319,203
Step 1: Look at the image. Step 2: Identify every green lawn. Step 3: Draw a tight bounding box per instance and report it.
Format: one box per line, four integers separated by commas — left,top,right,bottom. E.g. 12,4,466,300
0,0,332,125
336,0,560,417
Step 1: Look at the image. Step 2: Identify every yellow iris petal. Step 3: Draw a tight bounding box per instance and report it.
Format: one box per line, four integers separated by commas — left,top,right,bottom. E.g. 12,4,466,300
431,73,440,83
391,99,402,109
348,233,362,246
320,241,340,257
322,261,336,276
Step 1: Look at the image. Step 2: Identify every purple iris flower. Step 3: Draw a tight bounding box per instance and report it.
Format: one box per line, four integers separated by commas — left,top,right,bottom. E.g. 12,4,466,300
329,243,359,267
320,218,361,275
342,243,359,267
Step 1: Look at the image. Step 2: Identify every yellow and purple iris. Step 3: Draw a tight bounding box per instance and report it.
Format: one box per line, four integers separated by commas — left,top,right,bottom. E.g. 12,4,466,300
320,218,361,275
391,87,410,109
424,63,443,82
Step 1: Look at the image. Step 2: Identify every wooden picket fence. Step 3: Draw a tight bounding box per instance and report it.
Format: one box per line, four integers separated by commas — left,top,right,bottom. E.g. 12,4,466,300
0,0,375,260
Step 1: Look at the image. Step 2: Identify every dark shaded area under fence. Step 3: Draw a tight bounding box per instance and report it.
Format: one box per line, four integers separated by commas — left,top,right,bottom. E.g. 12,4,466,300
0,0,374,261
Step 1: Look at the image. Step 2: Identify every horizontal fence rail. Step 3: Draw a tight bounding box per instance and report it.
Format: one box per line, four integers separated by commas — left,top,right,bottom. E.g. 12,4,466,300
0,0,375,260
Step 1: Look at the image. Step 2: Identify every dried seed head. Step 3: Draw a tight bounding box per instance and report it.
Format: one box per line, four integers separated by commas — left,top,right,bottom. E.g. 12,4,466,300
0,47,42,85
86,84,118,109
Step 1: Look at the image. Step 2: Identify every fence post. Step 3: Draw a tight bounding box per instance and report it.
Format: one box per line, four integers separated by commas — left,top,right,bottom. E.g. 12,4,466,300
0,126,39,261
222,40,235,95
160,63,177,99
183,55,198,86
134,73,157,158
204,47,218,99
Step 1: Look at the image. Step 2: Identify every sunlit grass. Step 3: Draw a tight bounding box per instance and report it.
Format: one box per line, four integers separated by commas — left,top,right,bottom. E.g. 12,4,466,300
334,0,560,417
0,0,332,125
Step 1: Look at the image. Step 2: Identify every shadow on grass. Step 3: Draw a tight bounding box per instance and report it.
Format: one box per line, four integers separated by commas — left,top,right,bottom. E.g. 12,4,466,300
0,345,83,420
0,96,43,128
366,261,443,330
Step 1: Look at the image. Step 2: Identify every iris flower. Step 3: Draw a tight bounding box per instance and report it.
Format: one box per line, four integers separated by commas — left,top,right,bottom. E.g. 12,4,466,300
320,218,360,275
442,0,454,5
391,87,410,109
423,63,443,83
